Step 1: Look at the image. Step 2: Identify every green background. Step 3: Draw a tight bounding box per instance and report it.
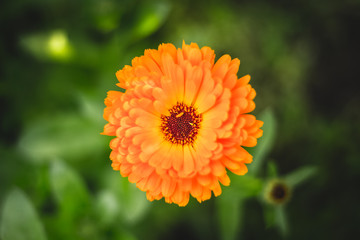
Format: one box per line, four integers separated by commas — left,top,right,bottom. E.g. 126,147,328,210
1,0,359,239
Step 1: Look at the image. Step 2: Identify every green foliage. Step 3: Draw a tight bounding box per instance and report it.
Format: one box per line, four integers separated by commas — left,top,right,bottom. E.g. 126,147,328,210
91,0,124,33
275,206,288,237
18,114,104,163
0,189,47,240
263,205,276,228
248,108,277,176
229,174,264,198
49,160,90,219
217,174,263,240
284,166,317,188
267,161,279,178
132,1,171,40
95,190,119,226
216,194,243,240
106,172,150,224
20,30,72,61
48,160,94,239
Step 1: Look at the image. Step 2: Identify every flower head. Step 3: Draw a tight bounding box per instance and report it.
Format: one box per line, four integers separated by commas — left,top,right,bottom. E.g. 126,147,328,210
102,42,263,206
264,179,292,205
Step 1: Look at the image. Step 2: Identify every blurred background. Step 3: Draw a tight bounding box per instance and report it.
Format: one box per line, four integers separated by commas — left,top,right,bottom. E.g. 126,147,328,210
1,0,359,239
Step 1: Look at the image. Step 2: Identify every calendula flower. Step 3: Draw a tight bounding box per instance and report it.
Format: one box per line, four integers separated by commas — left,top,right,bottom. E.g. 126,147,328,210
102,42,263,206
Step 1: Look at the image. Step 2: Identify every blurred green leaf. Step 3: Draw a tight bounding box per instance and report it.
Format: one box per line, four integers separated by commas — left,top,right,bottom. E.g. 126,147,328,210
263,205,276,228
50,160,90,219
95,190,120,227
120,178,149,224
76,218,101,240
132,1,171,39
284,165,317,188
118,231,138,240
267,161,279,178
106,172,149,224
20,30,72,62
0,189,47,240
216,174,263,240
216,194,243,240
78,94,105,124
47,30,72,60
275,206,288,237
18,113,104,163
20,33,48,60
248,108,277,176
92,0,122,33
230,174,264,198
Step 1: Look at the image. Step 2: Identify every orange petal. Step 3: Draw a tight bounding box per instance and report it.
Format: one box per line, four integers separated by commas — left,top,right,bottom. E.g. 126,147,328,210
161,178,176,198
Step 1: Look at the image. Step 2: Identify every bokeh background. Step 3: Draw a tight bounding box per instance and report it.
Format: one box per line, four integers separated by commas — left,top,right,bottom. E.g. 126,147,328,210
1,0,359,239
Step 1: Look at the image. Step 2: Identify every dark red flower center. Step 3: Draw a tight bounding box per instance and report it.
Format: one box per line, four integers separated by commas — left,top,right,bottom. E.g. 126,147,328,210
160,102,202,146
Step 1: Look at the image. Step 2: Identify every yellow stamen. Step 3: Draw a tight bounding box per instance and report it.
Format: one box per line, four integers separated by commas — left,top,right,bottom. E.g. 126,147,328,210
176,112,184,118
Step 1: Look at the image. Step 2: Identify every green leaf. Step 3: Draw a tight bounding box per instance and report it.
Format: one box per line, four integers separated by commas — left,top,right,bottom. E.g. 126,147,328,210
267,161,279,178
0,189,47,240
120,179,149,224
78,94,104,124
106,171,149,224
18,113,104,164
275,206,288,236
20,30,72,61
216,172,263,239
248,108,277,176
132,1,171,39
284,166,317,188
91,0,123,33
49,160,90,220
263,205,276,228
20,32,48,60
117,231,138,240
216,194,244,240
230,174,264,198
95,190,120,227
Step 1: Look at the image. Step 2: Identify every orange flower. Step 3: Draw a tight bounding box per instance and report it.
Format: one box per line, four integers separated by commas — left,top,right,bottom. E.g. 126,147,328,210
102,42,263,206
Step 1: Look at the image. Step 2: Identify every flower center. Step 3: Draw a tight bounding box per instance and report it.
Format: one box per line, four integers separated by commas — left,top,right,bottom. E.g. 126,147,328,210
160,102,202,146
271,185,286,199
271,183,288,201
